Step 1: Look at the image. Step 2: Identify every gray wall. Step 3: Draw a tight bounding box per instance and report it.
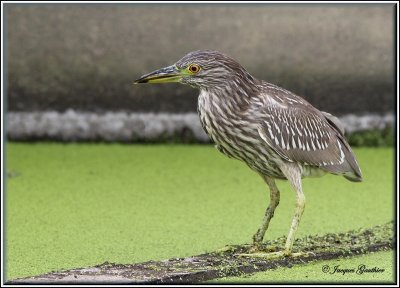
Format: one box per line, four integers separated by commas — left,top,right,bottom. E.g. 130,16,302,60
6,4,394,115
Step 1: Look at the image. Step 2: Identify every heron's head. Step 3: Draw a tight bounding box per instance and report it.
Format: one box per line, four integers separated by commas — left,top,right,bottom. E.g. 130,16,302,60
134,50,254,90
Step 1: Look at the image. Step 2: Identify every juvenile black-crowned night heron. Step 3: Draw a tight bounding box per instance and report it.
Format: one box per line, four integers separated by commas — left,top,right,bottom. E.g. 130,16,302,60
134,50,362,258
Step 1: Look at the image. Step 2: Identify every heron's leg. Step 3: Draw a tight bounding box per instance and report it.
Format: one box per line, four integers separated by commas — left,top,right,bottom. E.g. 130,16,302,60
279,163,306,254
252,176,280,245
238,163,310,259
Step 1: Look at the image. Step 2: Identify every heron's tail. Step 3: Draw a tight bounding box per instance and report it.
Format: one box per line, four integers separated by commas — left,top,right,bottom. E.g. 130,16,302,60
341,138,363,182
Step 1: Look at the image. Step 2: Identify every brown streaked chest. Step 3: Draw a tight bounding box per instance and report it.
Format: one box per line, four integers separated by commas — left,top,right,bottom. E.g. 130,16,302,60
197,90,236,142
197,90,261,155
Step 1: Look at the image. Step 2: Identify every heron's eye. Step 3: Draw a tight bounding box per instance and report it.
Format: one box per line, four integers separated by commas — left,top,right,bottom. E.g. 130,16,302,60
188,64,201,74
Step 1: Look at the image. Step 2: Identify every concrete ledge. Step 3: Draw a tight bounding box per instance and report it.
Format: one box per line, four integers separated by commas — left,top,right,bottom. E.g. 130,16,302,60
6,111,209,142
6,110,394,142
6,110,394,143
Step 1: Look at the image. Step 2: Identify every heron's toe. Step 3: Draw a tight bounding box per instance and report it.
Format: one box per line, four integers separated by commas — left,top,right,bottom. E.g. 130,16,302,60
235,250,287,259
213,244,252,254
235,250,314,259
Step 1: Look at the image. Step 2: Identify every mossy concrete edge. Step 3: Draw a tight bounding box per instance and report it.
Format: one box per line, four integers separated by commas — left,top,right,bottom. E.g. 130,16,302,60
7,221,394,284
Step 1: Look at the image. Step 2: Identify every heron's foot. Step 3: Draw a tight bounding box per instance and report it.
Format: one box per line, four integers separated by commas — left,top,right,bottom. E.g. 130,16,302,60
213,244,252,254
214,245,237,253
235,249,315,259
247,241,268,253
236,249,290,259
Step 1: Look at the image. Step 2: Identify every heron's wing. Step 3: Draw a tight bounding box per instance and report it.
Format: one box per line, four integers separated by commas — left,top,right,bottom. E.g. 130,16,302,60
255,96,361,180
321,111,345,135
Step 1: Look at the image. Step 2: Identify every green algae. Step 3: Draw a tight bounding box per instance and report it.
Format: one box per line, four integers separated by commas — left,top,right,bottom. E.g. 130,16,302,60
5,144,394,281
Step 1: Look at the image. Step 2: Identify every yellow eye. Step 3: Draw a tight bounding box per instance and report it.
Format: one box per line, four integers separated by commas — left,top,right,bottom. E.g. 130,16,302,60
188,64,201,74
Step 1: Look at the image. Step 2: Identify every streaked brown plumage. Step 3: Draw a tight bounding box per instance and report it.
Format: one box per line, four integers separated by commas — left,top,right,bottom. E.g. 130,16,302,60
134,50,362,257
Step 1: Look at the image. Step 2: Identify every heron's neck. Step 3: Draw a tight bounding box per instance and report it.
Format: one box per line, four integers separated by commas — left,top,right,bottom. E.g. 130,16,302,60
202,74,259,108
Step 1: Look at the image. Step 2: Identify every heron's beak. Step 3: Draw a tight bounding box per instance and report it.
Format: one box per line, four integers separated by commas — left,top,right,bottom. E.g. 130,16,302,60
134,65,182,84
